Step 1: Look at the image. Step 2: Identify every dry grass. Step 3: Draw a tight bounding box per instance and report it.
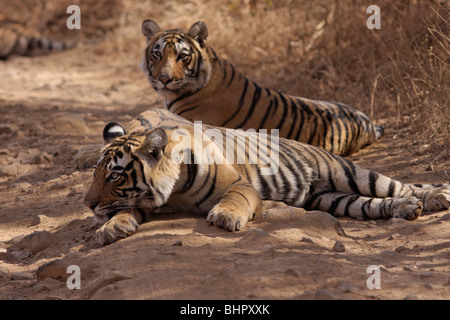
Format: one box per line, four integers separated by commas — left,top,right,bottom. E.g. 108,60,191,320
5,0,450,155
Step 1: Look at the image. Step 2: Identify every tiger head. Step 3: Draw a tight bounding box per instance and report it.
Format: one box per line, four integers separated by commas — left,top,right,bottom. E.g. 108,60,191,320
84,122,179,224
139,20,212,99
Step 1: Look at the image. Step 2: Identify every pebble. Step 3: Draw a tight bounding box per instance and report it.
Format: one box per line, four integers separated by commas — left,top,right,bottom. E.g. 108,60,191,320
36,259,68,282
12,271,34,281
419,271,433,279
332,241,345,252
17,231,52,255
395,246,408,253
172,240,183,246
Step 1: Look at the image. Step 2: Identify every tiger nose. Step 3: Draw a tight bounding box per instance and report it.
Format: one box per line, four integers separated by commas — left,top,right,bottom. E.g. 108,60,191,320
84,200,98,211
159,76,172,84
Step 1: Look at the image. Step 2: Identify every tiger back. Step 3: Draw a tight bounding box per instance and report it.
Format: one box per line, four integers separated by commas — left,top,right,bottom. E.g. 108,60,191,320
139,20,384,156
84,109,450,245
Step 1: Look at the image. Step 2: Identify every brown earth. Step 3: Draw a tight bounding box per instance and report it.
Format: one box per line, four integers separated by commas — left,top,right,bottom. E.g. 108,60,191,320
0,44,449,301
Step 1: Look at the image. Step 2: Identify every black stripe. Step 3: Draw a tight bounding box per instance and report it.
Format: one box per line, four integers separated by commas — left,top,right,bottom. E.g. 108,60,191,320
286,98,298,140
178,105,199,116
337,157,361,194
361,199,372,219
344,195,360,217
258,99,273,129
178,152,197,193
226,63,236,88
304,190,330,210
387,180,396,197
167,90,198,111
307,116,318,145
256,166,272,199
221,77,249,127
328,194,348,216
236,83,262,128
226,190,251,208
195,164,217,207
275,93,289,130
369,171,379,197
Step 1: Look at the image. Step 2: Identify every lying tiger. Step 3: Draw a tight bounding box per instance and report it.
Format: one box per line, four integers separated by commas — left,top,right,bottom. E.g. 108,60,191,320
0,15,72,59
140,20,384,156
84,109,450,246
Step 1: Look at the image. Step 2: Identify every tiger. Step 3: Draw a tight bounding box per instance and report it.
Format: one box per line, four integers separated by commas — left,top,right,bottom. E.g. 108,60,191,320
139,20,384,156
0,15,72,59
83,108,450,246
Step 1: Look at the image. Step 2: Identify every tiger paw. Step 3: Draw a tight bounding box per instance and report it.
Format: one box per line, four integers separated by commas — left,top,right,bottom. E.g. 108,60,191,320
392,197,423,221
206,205,248,232
95,213,139,246
422,188,450,211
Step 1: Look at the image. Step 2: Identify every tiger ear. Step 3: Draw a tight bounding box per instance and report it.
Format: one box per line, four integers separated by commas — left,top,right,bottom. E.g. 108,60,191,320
103,122,126,144
142,20,161,41
137,128,168,166
188,21,208,48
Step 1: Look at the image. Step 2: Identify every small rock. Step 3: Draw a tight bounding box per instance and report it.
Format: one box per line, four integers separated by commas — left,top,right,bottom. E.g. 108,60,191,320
338,284,356,293
29,215,41,226
87,270,132,297
12,271,34,281
284,268,300,278
172,240,183,246
423,283,434,290
34,152,54,165
420,271,433,279
404,294,418,300
332,241,345,252
395,246,408,253
388,233,403,240
36,259,68,282
17,231,52,255
300,236,315,244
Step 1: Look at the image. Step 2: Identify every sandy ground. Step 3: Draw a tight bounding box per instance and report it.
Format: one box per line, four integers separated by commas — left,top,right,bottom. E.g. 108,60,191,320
0,46,449,301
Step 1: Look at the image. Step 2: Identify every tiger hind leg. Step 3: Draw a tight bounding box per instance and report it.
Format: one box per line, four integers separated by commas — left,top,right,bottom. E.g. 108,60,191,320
306,192,423,220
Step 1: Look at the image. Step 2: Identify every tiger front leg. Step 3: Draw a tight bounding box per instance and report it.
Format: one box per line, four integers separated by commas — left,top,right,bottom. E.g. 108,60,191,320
206,184,262,231
95,211,140,246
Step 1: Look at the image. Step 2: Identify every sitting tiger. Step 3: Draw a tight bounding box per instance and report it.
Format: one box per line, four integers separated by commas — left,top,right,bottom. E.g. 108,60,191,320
0,15,72,59
139,20,384,156
84,109,450,246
